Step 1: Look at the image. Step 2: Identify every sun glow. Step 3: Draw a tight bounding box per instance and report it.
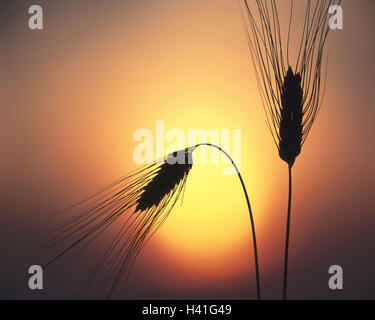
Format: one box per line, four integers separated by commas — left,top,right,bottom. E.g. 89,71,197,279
13,0,298,294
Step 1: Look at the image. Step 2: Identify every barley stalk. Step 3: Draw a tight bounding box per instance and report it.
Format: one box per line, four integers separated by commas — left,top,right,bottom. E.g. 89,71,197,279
242,0,341,299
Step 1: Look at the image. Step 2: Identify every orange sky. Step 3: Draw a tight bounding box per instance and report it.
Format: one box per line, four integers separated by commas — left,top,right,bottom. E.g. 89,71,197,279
2,0,375,299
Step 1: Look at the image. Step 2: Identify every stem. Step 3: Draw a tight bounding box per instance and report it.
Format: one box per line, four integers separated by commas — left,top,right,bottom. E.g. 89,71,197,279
194,143,261,300
283,165,292,300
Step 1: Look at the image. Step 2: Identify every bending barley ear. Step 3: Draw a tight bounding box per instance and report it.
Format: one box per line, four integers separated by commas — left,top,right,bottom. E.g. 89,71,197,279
242,0,341,299
43,145,260,300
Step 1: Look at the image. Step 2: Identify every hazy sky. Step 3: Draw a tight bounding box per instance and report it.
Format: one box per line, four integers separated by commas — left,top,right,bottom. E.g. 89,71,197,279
1,0,374,299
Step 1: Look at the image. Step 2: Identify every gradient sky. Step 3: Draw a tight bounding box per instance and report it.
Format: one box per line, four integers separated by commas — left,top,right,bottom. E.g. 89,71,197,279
1,0,375,299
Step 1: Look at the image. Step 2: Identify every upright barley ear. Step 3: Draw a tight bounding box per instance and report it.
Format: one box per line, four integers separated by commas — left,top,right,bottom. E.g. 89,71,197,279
242,0,341,299
279,67,303,168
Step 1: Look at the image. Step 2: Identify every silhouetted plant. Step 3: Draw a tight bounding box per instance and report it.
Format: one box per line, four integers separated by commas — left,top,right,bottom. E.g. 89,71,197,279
44,145,260,299
242,0,340,299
